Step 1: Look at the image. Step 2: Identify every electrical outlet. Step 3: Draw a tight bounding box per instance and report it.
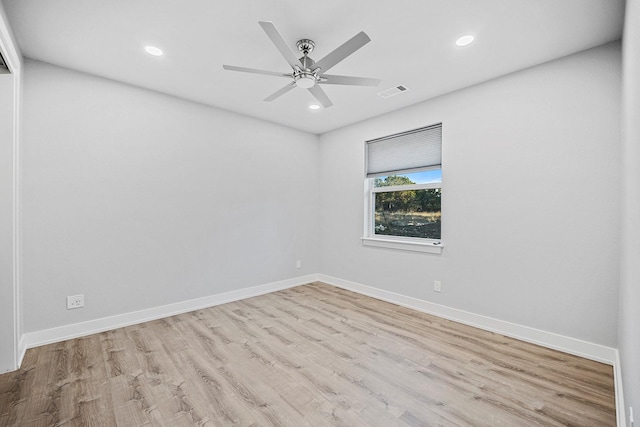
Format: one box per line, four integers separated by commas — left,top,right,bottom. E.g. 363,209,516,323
67,294,84,309
434,281,442,293
296,260,301,269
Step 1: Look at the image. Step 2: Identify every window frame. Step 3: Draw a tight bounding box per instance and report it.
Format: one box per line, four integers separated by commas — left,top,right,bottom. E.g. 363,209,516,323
362,125,443,254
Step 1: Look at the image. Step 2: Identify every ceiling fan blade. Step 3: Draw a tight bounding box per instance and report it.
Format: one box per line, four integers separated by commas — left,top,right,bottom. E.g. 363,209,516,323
312,31,371,74
308,85,333,108
259,21,302,69
223,65,292,78
321,74,381,87
264,82,296,102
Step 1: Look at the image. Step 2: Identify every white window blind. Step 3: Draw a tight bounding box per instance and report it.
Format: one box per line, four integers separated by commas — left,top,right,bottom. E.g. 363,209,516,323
366,123,442,177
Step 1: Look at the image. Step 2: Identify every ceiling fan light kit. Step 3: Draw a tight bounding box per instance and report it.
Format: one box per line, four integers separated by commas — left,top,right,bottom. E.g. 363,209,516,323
223,21,381,108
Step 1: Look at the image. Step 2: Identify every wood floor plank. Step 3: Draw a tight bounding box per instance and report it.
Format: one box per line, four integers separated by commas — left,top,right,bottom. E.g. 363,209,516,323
287,283,616,424
0,282,615,426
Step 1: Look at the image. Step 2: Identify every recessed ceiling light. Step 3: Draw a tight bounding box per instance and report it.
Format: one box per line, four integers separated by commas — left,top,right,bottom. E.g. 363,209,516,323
309,104,321,110
455,35,475,47
144,45,163,56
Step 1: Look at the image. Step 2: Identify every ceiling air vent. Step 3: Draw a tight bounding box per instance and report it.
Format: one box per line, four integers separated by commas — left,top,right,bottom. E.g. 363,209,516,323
377,85,409,99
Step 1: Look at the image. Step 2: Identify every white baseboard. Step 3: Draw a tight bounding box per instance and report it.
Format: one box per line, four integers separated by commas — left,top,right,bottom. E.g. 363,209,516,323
318,274,617,365
614,350,627,427
21,274,319,352
18,273,622,424
22,273,617,365
16,334,27,369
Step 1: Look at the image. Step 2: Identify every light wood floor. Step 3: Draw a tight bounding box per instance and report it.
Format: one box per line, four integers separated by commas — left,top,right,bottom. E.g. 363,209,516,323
0,282,615,426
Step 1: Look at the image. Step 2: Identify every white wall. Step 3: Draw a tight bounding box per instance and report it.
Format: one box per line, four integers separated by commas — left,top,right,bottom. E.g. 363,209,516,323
619,0,640,420
21,60,319,333
319,42,621,347
16,39,624,372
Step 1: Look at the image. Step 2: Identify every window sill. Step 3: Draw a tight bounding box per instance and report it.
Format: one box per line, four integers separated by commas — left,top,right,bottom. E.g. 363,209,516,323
361,237,443,254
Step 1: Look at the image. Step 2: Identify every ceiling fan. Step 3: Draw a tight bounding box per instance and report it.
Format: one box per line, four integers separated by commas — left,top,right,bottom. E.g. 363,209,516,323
223,21,381,108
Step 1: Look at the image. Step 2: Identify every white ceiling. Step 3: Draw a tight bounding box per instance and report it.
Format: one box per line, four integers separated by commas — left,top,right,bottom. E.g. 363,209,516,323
2,0,625,134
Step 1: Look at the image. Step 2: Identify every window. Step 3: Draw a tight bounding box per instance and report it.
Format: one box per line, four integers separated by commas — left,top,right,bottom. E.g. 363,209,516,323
363,124,443,253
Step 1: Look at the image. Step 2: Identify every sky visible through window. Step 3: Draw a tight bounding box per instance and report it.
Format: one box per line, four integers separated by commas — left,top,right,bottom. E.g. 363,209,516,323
380,169,441,184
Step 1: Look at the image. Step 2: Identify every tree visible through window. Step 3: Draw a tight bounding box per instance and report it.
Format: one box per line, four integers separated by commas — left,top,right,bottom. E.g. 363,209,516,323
373,172,441,239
